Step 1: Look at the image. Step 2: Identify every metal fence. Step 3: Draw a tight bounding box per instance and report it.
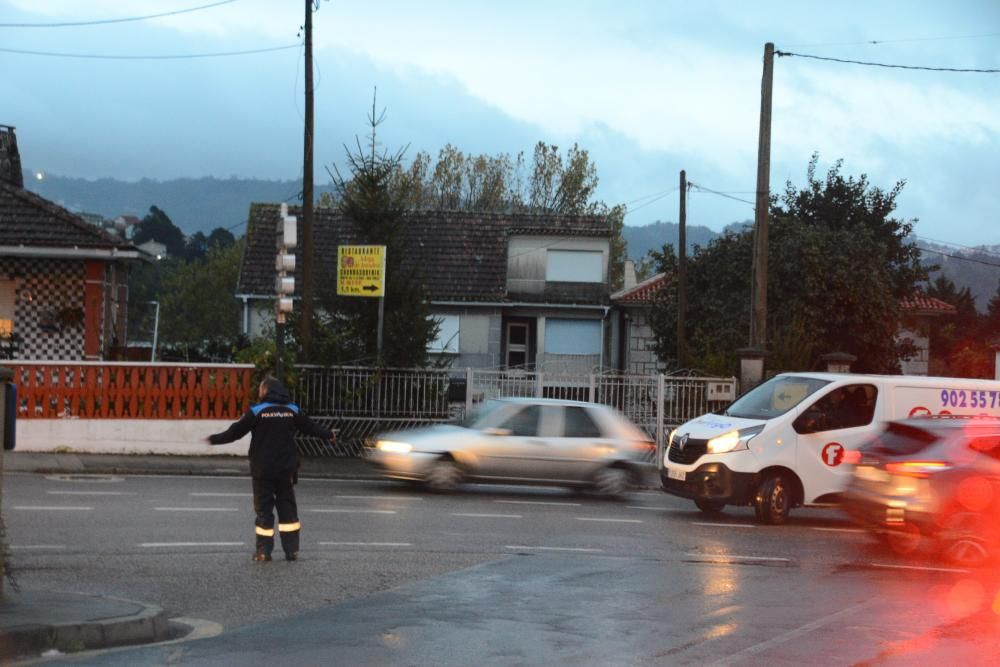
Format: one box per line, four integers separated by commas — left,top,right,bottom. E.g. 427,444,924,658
292,365,736,459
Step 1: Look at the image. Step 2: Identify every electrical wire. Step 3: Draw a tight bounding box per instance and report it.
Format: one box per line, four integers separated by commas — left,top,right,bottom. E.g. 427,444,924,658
0,0,239,28
776,50,1000,73
915,235,1000,258
781,32,1000,49
623,191,675,216
621,187,679,208
918,247,1000,269
0,44,301,60
688,182,757,207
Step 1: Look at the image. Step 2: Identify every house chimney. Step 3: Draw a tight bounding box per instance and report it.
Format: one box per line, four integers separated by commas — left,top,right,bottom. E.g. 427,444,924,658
624,260,637,290
0,125,24,188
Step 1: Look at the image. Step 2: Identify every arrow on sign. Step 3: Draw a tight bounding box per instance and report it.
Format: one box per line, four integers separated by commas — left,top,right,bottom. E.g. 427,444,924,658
362,284,380,292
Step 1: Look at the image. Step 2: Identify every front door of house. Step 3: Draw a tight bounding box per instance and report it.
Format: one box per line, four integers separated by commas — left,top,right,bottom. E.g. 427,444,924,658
506,322,529,369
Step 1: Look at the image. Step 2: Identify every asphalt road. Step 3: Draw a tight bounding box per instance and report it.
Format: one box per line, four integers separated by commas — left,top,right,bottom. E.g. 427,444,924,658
3,472,1000,665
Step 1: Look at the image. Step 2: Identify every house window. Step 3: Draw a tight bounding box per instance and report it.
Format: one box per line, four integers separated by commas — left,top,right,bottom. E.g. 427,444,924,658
545,319,601,355
546,250,602,283
428,314,460,353
0,281,14,337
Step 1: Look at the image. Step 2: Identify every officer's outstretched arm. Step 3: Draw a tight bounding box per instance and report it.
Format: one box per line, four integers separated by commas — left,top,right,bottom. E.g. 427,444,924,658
207,411,254,445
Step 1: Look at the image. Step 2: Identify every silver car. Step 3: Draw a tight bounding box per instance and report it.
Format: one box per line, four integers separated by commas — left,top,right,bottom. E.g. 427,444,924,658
367,398,655,496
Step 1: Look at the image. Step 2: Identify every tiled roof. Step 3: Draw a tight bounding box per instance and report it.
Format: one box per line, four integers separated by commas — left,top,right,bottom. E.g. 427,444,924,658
0,182,125,249
237,205,612,303
900,292,957,315
611,272,670,304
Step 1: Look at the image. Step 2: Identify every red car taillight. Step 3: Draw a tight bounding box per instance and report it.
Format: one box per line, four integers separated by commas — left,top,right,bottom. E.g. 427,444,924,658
884,461,952,478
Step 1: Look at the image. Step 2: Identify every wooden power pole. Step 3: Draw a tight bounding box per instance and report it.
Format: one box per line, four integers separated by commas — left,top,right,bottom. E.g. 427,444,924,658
750,42,774,349
677,170,687,369
301,0,316,360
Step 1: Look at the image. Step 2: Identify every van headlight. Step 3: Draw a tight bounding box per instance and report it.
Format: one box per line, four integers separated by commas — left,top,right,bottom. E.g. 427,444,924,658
707,425,764,454
668,429,677,447
376,440,413,454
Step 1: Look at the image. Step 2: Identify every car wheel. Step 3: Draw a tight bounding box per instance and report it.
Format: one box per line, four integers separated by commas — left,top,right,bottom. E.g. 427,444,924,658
754,473,790,525
694,499,725,514
424,457,463,493
941,512,995,567
593,466,630,498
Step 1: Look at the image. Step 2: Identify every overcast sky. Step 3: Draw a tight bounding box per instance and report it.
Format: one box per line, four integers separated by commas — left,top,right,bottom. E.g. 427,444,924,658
3,0,998,246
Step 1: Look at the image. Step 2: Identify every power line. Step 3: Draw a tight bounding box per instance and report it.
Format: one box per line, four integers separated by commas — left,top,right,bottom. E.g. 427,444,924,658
0,44,301,60
919,247,1000,269
688,182,757,207
776,50,1000,73
915,235,1000,259
782,32,1000,49
0,0,238,28
621,187,679,208
624,191,676,216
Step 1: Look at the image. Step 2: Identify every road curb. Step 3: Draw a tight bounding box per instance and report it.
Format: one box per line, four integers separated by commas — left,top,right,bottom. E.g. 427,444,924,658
0,591,173,661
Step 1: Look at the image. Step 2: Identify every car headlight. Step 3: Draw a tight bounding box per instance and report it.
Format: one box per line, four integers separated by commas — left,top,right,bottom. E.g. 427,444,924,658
706,425,764,454
376,440,413,454
668,429,677,447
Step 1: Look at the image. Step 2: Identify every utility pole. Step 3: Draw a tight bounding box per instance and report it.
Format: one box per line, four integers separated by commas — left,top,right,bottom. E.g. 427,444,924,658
300,0,316,360
750,42,774,349
677,170,687,369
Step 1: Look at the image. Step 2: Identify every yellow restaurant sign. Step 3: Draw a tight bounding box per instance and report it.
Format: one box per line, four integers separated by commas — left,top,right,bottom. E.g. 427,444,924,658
337,245,386,297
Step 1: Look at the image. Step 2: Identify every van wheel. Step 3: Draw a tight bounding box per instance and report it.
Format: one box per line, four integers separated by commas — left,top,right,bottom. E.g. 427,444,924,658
424,457,463,493
694,499,725,514
754,473,790,525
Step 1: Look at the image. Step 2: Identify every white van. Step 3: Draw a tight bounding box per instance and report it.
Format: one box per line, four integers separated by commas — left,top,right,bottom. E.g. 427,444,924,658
660,372,1000,524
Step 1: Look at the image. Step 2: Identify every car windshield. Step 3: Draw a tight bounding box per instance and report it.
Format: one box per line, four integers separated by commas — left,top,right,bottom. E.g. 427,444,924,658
720,376,830,420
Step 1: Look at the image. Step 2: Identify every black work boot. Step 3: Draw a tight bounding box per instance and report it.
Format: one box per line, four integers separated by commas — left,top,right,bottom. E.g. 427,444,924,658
285,551,298,561
253,550,272,562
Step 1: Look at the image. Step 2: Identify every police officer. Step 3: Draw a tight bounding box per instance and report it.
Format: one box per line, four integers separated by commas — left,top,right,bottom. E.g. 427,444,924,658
207,376,335,561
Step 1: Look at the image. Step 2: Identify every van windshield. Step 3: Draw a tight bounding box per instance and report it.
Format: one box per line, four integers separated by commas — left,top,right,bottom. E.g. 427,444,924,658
720,376,831,420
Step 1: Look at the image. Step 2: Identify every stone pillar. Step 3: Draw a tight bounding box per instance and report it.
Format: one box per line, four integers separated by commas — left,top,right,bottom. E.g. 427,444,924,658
84,260,105,360
0,365,12,597
736,347,766,393
820,352,857,374
991,343,1000,381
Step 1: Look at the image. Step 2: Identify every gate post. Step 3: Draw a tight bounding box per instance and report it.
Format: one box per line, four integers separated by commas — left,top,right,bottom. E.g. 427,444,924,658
656,373,665,460
465,367,474,416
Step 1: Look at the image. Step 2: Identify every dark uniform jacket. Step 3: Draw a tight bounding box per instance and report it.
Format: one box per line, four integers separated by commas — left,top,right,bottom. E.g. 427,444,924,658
208,382,331,478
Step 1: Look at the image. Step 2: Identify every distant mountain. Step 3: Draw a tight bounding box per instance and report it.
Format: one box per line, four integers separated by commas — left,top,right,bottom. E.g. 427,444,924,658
918,241,1000,311
622,221,723,263
23,171,335,236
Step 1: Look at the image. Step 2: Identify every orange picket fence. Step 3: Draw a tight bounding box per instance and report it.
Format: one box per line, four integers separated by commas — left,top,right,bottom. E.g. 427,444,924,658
3,362,255,419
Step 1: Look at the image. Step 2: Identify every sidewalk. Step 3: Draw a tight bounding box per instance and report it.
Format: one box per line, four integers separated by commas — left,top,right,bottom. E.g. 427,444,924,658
2,451,380,480
0,590,173,663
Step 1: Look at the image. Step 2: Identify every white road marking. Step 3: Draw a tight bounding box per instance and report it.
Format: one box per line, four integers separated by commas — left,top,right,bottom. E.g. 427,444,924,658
47,491,135,496
153,507,239,512
451,513,523,519
335,495,424,501
811,527,866,534
190,493,253,497
140,542,245,548
705,599,877,666
9,545,68,551
685,553,791,563
867,562,969,574
318,541,413,547
576,517,643,524
690,521,755,529
505,545,605,553
494,500,582,507
306,508,397,514
628,506,700,513
12,506,93,511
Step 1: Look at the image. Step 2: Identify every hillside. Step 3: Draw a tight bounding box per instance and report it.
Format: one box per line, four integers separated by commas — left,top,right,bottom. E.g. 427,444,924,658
622,221,723,263
24,172,335,235
918,242,1000,311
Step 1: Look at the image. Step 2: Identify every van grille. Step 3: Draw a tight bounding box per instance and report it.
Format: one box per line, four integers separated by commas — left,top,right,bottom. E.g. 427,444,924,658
667,438,708,465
